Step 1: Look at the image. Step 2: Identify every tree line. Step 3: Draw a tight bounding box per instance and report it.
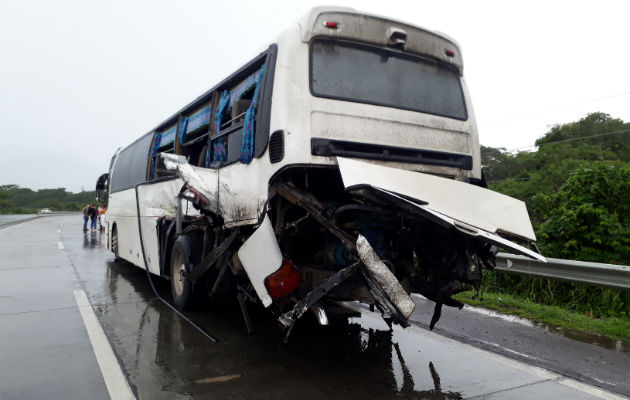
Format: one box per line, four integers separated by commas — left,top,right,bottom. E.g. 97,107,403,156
480,112,629,318
482,112,629,265
0,185,96,214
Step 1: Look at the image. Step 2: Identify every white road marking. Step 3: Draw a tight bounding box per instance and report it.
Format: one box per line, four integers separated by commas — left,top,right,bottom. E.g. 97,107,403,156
559,379,627,400
474,338,540,361
411,293,534,327
57,241,64,250
195,374,241,384
462,304,535,327
73,290,136,400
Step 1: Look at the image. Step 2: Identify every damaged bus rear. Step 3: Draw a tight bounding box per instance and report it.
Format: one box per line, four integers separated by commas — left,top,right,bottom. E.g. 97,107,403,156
97,7,544,340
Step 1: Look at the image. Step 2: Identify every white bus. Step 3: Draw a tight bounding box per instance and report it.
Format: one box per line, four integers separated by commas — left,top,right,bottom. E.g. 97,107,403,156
96,7,543,339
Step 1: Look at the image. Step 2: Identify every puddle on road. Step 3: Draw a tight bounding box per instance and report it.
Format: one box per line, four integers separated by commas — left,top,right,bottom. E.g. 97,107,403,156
534,321,630,354
99,261,472,399
92,258,625,399
457,299,627,354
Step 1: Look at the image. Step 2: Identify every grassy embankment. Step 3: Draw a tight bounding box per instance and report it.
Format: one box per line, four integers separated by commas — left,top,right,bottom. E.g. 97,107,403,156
453,284,630,341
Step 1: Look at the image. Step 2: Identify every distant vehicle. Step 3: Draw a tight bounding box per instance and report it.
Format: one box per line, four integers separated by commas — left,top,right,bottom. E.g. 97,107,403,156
95,7,544,340
39,208,52,214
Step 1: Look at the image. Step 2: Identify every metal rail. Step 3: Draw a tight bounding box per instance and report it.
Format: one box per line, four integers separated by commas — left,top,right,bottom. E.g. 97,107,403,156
495,253,630,290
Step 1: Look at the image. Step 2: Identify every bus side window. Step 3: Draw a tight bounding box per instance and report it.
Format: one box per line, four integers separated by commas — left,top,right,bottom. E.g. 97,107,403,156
110,133,153,193
178,102,212,168
210,64,265,167
148,124,177,180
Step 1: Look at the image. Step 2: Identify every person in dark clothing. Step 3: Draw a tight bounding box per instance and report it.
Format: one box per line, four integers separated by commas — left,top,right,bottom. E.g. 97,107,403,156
82,204,90,232
88,205,98,232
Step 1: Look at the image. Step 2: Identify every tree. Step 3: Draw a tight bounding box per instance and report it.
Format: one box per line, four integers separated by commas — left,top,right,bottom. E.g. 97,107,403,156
0,191,12,212
536,112,629,162
0,185,96,214
485,112,629,226
537,161,629,264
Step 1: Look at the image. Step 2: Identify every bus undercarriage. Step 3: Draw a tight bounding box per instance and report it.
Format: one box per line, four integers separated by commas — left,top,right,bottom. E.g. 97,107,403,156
155,156,541,341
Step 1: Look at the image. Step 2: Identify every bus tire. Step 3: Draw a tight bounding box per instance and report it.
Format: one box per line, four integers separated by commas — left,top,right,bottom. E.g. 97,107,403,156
170,236,197,309
111,226,121,261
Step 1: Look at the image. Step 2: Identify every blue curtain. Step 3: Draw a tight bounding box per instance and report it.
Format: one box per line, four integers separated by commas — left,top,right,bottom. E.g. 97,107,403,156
214,90,231,135
240,65,265,164
178,116,189,145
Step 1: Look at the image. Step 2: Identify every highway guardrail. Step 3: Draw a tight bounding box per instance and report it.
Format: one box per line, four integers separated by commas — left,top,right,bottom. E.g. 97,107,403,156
495,253,630,291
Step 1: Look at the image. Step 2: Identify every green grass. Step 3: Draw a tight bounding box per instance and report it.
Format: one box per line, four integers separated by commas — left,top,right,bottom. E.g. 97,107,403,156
453,290,630,341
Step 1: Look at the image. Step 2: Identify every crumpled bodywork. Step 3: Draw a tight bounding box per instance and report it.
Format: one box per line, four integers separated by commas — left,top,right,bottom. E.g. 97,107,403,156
237,215,283,307
161,154,219,213
337,157,539,245
162,154,544,338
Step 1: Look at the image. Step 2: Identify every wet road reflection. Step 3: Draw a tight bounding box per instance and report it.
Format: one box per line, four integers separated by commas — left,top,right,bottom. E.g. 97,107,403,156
45,215,625,400
535,322,630,354
82,230,102,249
98,259,467,399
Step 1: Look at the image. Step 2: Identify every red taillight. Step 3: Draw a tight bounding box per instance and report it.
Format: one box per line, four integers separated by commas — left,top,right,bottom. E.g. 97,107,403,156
445,49,455,57
324,21,340,29
264,260,300,299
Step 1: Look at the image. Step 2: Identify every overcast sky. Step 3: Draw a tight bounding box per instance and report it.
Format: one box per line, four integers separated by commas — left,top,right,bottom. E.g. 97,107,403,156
1,0,628,193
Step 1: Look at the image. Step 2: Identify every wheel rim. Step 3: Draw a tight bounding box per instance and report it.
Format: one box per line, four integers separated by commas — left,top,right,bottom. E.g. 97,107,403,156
172,249,186,296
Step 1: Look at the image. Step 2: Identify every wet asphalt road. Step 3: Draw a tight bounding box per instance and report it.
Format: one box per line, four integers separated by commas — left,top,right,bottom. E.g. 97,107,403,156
1,215,628,400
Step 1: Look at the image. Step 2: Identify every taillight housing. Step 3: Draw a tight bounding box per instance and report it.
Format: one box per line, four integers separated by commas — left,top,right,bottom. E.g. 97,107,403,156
264,259,300,299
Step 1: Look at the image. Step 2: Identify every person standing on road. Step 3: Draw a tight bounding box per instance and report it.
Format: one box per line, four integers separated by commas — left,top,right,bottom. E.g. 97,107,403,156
82,204,90,232
88,205,98,232
97,204,105,231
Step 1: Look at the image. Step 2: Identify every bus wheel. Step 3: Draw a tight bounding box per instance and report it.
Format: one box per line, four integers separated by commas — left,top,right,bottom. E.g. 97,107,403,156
170,236,196,309
111,226,120,261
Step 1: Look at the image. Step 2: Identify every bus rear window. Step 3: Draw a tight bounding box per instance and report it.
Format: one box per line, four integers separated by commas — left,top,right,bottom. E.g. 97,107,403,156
310,41,467,120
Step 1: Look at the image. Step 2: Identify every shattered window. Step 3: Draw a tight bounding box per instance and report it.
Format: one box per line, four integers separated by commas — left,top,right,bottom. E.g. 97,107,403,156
211,65,265,166
310,40,467,121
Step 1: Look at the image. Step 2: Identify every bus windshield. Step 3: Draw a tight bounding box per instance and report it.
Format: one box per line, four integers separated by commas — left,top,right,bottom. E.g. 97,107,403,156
310,40,468,120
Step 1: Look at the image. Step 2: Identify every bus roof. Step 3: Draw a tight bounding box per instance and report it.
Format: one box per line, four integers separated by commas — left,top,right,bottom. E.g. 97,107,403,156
297,7,463,75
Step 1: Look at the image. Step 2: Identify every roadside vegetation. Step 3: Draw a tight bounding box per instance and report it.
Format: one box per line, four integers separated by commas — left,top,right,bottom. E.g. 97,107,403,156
0,185,96,214
459,112,629,341
454,290,630,341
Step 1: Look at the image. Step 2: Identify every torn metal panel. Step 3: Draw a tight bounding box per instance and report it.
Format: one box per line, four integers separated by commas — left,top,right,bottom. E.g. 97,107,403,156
279,261,361,340
134,180,201,275
337,157,536,242
374,187,545,262
138,179,189,217
217,161,270,227
161,153,219,213
237,215,283,307
356,235,416,319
